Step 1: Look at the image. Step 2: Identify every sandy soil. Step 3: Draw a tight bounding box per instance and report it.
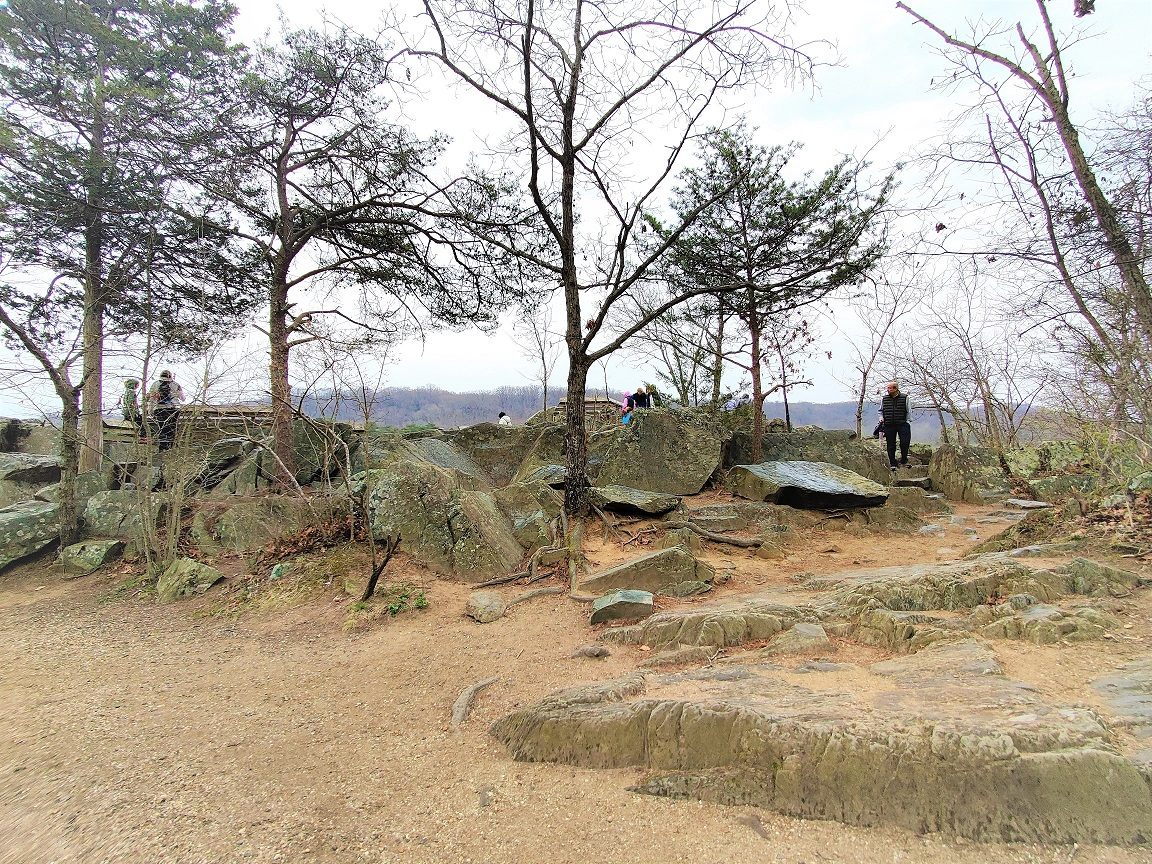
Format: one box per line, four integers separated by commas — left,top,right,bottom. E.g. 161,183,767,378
2,501,1151,864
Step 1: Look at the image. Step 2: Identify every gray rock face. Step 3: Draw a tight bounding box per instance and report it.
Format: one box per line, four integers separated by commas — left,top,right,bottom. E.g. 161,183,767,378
577,547,715,597
493,482,563,550
442,423,543,488
515,464,567,488
82,491,166,541
60,540,124,578
0,453,63,508
0,500,59,571
595,410,723,495
155,557,224,602
928,444,1011,504
603,596,814,651
1004,498,1054,510
490,638,1152,843
1094,657,1152,740
466,591,507,623
971,602,1112,644
589,485,681,515
683,504,747,532
729,461,889,510
590,590,654,624
189,496,347,555
726,430,891,484
883,486,952,515
405,437,490,488
360,463,523,582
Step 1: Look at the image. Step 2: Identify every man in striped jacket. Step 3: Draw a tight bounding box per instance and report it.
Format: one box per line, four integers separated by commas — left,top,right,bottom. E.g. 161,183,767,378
880,381,912,473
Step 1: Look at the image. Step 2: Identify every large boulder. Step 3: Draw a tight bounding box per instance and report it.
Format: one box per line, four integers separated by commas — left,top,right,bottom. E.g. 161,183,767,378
596,410,723,495
928,444,1011,504
490,639,1152,844
493,481,563,550
60,539,124,578
360,463,523,581
576,547,715,597
293,419,356,485
589,485,681,516
729,461,888,510
404,436,491,488
155,556,224,603
726,430,891,484
0,418,60,456
443,423,547,487
0,500,59,571
188,495,348,556
82,490,166,541
0,453,61,508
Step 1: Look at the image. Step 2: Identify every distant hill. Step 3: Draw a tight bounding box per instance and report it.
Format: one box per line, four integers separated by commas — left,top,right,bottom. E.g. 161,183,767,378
298,386,936,440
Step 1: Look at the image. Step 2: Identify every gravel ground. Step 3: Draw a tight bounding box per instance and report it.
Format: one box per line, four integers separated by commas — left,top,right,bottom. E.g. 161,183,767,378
2,518,1151,864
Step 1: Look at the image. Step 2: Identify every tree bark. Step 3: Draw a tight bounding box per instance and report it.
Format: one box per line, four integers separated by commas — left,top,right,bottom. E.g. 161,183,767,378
58,395,82,548
269,276,296,486
562,356,590,516
79,69,107,475
749,311,764,463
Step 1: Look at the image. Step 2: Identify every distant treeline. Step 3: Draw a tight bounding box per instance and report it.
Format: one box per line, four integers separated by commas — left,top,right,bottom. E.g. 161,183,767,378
297,385,934,438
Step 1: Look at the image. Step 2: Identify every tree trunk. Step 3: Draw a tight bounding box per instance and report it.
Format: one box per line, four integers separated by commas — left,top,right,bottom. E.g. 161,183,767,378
710,310,725,408
57,390,82,547
562,356,590,517
79,93,107,475
749,313,764,463
269,278,296,486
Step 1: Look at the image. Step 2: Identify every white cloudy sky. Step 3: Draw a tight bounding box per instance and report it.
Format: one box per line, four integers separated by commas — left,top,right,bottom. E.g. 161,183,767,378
2,0,1150,415
230,0,1149,403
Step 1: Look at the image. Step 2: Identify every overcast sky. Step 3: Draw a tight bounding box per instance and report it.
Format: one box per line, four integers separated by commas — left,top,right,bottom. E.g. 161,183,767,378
231,0,1151,406
2,0,1150,417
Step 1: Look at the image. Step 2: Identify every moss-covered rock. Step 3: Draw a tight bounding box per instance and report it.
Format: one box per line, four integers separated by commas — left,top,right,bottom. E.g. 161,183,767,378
81,491,166,541
0,500,59,571
576,547,715,597
729,461,888,510
361,463,523,581
60,539,124,578
155,556,224,603
928,444,1011,504
596,410,723,495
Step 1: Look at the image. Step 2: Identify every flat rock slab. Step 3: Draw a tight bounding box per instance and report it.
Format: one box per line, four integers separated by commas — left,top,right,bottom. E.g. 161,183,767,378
590,590,654,624
0,452,61,484
1094,656,1152,739
1004,498,1054,510
491,639,1152,843
517,464,567,488
589,485,681,515
577,547,715,598
729,461,888,510
893,476,931,489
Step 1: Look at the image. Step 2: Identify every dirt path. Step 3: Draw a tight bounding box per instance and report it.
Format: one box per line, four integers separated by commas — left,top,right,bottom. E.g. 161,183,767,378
1,505,1150,864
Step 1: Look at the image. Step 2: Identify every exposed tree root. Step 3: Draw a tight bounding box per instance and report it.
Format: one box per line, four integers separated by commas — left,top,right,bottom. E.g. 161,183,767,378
450,676,499,729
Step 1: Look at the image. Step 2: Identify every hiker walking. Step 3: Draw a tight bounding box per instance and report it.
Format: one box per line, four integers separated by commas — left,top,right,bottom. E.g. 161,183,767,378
879,381,911,473
147,369,185,451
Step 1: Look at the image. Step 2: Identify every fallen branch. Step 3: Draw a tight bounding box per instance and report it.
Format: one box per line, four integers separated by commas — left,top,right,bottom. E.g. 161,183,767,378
451,676,499,728
471,543,567,589
592,503,621,539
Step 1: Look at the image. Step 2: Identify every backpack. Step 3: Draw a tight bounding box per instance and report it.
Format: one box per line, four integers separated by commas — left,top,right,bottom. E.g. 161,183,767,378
157,380,172,405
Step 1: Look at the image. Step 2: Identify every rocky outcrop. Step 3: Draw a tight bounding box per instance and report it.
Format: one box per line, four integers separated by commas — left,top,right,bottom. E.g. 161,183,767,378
576,547,715,597
360,463,523,581
589,485,681,516
928,444,1011,504
595,410,723,495
0,453,62,508
729,461,888,510
82,491,166,541
189,496,348,556
726,430,891,484
492,481,562,550
0,500,59,571
490,639,1152,843
443,423,545,488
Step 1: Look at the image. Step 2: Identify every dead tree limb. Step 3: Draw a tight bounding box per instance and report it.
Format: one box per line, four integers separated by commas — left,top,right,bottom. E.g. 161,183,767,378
507,586,566,607
451,676,499,728
360,534,401,601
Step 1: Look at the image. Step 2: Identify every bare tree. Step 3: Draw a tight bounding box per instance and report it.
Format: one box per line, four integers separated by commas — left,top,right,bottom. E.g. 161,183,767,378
407,0,814,516
898,0,1152,348
511,304,562,413
843,261,925,437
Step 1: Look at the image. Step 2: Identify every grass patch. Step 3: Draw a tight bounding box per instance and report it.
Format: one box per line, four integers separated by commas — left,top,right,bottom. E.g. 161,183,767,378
344,581,429,630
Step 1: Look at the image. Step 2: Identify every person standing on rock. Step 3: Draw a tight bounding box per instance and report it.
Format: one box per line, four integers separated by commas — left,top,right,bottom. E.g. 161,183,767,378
880,381,911,473
630,386,651,410
120,379,143,437
147,369,185,452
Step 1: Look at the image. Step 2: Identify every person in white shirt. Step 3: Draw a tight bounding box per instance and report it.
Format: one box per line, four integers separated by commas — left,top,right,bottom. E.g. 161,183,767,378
498,411,512,426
